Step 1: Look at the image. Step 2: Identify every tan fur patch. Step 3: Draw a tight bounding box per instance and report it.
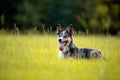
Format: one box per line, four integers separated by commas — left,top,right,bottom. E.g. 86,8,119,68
64,37,71,47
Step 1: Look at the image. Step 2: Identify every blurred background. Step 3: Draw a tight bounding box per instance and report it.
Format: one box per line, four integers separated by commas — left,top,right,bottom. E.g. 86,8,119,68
0,0,119,35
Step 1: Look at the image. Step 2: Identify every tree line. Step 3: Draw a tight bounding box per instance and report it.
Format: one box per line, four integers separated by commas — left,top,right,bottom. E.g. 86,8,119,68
0,0,119,35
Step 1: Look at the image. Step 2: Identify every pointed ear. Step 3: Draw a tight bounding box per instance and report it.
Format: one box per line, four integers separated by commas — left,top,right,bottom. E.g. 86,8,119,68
56,24,63,34
66,24,74,35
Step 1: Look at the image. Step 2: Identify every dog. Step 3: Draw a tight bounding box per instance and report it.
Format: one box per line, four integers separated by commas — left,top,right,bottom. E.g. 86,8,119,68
57,24,105,60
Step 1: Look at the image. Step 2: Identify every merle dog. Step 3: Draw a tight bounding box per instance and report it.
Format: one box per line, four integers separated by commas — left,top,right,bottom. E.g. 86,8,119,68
57,24,105,59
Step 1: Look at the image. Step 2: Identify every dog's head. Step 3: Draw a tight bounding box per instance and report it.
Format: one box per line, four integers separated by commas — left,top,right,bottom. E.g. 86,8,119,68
57,24,74,51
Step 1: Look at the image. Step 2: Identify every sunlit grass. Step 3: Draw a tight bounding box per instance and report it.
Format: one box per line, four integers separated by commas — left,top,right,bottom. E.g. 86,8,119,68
0,34,120,80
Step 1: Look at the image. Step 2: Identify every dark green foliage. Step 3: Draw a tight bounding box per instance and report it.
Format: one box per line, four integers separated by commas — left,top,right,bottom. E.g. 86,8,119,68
0,0,119,35
15,1,40,29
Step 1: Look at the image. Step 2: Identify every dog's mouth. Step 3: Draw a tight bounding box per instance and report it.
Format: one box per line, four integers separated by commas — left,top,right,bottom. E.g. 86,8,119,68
61,41,68,46
59,41,68,51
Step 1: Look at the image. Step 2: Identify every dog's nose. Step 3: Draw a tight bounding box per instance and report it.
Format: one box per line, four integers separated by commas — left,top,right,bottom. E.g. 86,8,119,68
59,39,62,43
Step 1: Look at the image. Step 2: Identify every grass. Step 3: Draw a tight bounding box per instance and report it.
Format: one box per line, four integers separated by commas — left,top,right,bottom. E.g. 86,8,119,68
0,34,120,80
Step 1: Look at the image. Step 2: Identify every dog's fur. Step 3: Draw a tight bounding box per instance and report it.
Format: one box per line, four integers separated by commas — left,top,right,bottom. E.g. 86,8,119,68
57,24,105,59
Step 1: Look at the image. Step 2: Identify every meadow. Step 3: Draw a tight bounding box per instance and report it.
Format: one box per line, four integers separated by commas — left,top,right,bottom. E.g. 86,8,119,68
0,34,120,80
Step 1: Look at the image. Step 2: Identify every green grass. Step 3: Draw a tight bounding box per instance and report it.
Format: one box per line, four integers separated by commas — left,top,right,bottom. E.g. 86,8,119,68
0,34,120,80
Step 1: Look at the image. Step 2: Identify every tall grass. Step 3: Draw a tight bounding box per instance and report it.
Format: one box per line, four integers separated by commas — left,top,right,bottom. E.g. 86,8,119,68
0,34,120,80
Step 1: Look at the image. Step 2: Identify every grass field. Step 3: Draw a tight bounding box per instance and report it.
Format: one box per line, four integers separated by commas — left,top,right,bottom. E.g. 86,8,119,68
0,34,120,80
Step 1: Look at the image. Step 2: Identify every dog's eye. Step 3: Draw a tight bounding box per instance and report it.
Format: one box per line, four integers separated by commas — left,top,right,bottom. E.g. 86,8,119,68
64,36,67,38
59,34,62,37
59,33,62,37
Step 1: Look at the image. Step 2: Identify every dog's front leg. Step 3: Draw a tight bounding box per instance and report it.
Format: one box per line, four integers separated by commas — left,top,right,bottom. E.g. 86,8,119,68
58,51,65,59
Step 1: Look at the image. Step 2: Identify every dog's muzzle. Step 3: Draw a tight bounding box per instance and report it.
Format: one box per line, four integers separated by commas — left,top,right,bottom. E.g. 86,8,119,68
59,40,68,51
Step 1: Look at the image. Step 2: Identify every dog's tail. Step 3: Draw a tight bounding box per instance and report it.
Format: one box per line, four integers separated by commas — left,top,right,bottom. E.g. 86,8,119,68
97,51,105,60
99,52,105,60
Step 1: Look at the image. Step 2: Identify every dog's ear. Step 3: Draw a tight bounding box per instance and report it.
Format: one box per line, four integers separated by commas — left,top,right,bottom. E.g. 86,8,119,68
57,24,63,34
66,24,74,35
